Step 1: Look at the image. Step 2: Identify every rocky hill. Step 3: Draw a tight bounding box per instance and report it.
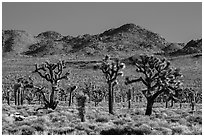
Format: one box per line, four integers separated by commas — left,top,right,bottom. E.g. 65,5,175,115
170,39,202,56
2,23,202,58
2,30,38,56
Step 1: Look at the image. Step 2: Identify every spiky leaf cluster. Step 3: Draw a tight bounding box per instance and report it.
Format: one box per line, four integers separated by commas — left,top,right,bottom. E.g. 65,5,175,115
100,55,125,84
91,89,106,105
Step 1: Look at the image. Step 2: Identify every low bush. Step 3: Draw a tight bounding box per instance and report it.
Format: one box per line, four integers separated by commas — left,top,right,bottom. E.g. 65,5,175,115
138,124,152,135
178,118,188,125
31,123,46,132
95,115,109,123
154,127,172,135
148,120,159,128
51,127,75,135
186,115,202,124
19,125,36,135
150,129,163,135
113,119,126,125
171,124,191,135
191,124,202,135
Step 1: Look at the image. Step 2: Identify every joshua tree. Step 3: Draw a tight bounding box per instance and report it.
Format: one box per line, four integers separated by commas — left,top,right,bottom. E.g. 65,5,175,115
127,88,131,109
13,78,23,105
67,85,78,106
125,55,183,115
76,93,87,122
91,88,106,106
2,85,11,105
82,82,95,103
13,76,34,105
165,88,182,108
96,55,125,114
24,86,44,104
33,60,69,110
182,87,196,111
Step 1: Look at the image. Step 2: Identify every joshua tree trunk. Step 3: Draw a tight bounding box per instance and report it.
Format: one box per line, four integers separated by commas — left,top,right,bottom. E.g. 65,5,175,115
165,99,168,108
108,83,114,114
14,90,17,105
191,101,195,111
111,84,114,103
7,91,10,105
17,90,20,105
127,89,131,109
128,100,131,109
20,89,24,105
132,89,135,102
145,98,154,115
180,101,182,109
69,92,72,106
50,84,55,105
171,99,174,107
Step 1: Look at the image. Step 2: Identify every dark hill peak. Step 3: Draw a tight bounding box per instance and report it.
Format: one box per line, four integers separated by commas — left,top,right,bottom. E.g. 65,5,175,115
118,23,139,31
101,23,143,36
36,31,63,40
184,39,202,49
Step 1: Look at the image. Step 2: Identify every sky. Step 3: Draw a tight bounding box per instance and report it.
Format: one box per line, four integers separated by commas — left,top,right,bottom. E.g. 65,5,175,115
2,2,202,43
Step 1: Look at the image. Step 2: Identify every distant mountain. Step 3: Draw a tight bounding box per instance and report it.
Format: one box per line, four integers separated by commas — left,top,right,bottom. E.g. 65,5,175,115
58,23,169,57
170,39,202,56
163,43,184,54
2,23,202,58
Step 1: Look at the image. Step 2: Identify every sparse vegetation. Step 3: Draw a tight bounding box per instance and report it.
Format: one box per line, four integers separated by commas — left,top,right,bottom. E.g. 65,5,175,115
2,23,202,135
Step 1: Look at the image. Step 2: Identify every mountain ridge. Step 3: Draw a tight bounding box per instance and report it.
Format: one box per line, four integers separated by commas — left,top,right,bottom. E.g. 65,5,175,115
2,23,202,58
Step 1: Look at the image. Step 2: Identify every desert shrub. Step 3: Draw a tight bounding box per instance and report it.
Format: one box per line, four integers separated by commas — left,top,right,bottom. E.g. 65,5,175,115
31,123,46,132
75,130,88,135
191,124,202,135
154,118,169,128
2,125,19,135
95,115,109,123
113,119,126,125
132,115,150,124
186,115,202,124
171,124,191,135
148,120,159,128
33,116,47,125
14,120,32,127
59,111,75,121
150,129,163,135
131,108,144,115
181,111,190,118
89,131,97,135
19,125,35,135
74,123,87,131
51,115,66,123
2,104,13,112
100,126,126,135
154,127,172,135
162,109,178,117
100,124,153,135
178,118,188,125
138,124,152,135
51,127,75,135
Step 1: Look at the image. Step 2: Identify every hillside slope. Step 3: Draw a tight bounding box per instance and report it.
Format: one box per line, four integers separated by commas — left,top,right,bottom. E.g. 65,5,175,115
2,30,38,56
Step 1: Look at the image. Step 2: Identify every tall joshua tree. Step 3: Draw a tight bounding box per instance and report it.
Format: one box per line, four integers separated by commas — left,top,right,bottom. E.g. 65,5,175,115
125,55,183,115
97,55,125,114
33,60,69,110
